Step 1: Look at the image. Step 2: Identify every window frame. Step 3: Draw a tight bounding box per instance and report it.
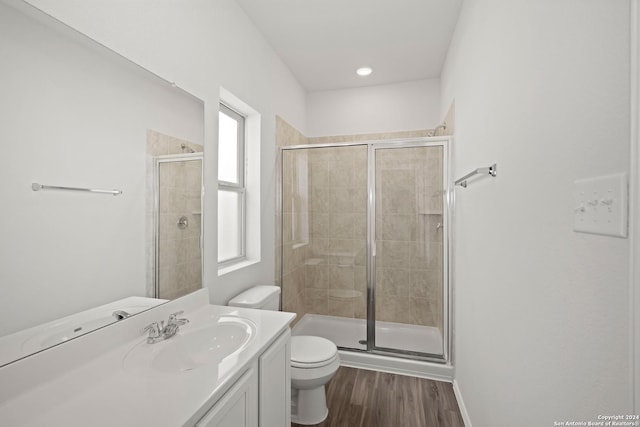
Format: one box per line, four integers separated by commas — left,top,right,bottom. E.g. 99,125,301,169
218,103,247,266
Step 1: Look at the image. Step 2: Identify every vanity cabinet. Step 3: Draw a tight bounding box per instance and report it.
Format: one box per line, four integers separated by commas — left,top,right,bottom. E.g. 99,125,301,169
195,365,258,427
0,292,296,427
259,329,291,426
193,329,291,427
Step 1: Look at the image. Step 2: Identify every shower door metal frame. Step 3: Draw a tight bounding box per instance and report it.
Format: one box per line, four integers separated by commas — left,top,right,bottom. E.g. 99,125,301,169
279,137,452,364
153,152,204,299
367,139,451,363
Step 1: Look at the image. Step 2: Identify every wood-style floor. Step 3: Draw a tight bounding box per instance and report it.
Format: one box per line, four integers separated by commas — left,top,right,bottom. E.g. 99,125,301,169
292,367,465,427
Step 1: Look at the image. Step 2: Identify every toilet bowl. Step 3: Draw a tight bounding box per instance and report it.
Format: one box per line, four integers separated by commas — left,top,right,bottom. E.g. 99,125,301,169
228,286,340,425
290,335,340,425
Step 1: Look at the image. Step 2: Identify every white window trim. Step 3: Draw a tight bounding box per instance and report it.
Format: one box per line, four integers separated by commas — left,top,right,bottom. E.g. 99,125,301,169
217,88,261,275
218,103,247,266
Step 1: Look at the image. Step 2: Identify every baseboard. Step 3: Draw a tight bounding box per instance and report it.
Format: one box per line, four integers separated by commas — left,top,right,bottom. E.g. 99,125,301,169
453,379,472,427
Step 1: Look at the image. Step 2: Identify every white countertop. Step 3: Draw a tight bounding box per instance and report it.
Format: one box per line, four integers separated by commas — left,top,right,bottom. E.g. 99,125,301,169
0,296,167,368
0,290,295,427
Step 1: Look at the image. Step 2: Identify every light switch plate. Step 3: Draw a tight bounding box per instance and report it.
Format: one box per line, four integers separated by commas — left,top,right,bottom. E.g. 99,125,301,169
573,173,628,238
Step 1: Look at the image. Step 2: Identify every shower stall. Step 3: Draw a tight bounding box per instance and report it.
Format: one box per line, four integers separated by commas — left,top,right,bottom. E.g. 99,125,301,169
279,137,450,367
153,153,204,300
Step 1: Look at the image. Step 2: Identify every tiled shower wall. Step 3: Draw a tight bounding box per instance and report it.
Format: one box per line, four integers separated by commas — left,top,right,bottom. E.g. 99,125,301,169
304,146,368,320
276,117,444,331
146,130,203,300
374,147,443,330
276,117,308,323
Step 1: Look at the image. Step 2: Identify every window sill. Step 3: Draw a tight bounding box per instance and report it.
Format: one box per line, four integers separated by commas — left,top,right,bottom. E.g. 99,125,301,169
218,259,259,277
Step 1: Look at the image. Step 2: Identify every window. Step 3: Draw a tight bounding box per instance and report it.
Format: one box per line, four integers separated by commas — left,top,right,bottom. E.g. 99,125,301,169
218,103,246,264
217,89,261,276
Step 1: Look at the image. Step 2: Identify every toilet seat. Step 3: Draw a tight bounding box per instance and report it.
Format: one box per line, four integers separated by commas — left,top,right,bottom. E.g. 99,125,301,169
291,336,337,369
291,353,338,369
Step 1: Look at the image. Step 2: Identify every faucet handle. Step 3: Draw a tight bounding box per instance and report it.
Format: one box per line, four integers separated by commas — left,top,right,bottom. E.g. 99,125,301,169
143,322,162,337
168,310,187,322
144,322,164,344
167,311,189,329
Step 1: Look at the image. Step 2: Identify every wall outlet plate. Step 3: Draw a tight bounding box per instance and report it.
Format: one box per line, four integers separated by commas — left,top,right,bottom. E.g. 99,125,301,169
573,173,628,238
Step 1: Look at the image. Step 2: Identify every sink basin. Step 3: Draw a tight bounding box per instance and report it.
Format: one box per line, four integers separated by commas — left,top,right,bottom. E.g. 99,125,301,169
21,316,114,353
123,316,256,375
0,297,166,368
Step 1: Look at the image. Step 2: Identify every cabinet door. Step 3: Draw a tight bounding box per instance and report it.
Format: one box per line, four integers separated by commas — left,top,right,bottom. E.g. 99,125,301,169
195,366,258,427
259,329,291,427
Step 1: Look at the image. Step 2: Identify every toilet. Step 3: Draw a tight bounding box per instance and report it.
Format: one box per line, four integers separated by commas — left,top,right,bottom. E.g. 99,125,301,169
228,285,340,425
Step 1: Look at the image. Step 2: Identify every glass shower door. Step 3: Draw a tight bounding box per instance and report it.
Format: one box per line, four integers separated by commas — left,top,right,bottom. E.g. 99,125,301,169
371,144,446,358
281,145,369,350
155,156,203,300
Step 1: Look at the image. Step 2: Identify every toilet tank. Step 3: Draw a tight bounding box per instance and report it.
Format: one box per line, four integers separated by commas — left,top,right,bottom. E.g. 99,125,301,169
228,285,281,310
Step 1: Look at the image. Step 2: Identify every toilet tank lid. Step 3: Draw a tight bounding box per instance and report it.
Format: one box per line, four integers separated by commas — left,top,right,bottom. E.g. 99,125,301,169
228,285,281,308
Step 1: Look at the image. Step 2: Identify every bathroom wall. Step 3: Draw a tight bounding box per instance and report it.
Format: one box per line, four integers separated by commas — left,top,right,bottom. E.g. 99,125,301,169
0,1,204,336
441,0,631,424
306,79,441,137
21,0,309,305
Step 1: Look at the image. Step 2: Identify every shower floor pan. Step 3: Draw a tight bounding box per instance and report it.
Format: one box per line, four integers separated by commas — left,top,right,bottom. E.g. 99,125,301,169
292,314,442,355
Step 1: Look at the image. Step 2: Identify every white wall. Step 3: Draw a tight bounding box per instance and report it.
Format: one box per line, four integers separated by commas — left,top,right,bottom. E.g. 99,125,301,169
441,0,631,424
306,79,440,137
0,1,204,336
20,0,308,305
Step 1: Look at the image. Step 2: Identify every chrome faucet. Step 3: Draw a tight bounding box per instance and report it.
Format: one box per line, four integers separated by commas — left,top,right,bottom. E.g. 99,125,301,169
143,311,189,344
163,311,189,339
143,322,164,344
112,310,132,321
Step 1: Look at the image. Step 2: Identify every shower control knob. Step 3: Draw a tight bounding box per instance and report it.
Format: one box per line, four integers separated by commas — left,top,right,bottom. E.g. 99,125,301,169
177,216,189,229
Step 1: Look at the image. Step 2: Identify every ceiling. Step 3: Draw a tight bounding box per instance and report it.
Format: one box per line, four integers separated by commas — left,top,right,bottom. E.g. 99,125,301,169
235,0,463,92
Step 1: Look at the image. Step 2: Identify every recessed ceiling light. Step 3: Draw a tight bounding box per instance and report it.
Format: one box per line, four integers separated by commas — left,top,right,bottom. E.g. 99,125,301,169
356,67,373,77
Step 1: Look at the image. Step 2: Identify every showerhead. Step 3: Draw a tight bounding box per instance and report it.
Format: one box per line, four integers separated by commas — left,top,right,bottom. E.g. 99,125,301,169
181,143,195,153
428,122,447,137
